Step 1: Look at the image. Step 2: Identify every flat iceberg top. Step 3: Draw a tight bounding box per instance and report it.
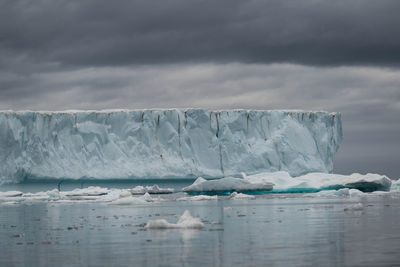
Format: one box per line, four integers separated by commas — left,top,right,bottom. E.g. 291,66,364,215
0,109,342,182
0,109,339,116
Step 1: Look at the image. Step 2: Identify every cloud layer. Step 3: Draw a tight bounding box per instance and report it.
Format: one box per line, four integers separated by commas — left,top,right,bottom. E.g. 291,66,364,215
1,0,400,67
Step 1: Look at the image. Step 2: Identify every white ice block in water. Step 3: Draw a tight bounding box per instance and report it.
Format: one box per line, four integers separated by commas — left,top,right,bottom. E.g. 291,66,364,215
183,172,392,195
245,171,392,192
145,210,204,229
229,192,255,200
0,109,342,183
177,195,218,201
182,177,274,194
130,185,174,195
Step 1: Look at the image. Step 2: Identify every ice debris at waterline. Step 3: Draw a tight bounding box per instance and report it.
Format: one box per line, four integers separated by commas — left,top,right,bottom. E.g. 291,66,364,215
0,186,164,204
245,172,393,193
177,195,218,201
229,192,256,200
108,193,155,205
130,185,174,195
145,210,204,229
183,177,274,195
182,172,392,195
0,109,342,183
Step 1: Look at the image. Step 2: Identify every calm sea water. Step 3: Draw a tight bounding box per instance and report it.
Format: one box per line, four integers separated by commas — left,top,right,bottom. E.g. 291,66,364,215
0,182,399,266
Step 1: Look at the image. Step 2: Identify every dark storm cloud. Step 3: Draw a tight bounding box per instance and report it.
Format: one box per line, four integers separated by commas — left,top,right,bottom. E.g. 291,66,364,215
1,0,400,67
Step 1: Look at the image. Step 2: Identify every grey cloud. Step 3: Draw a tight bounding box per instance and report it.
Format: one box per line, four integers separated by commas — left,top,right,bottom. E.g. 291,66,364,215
1,0,400,67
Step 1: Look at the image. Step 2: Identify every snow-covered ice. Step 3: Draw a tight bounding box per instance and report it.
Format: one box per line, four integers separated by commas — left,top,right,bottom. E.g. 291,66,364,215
182,177,274,194
130,185,174,195
244,171,392,192
63,186,110,196
109,193,154,205
145,210,204,229
0,191,23,197
182,171,391,195
0,109,342,182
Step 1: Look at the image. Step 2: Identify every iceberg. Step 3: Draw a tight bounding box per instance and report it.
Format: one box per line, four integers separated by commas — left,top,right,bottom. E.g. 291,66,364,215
229,192,255,200
182,171,392,195
182,177,274,195
0,109,342,183
108,192,154,205
176,195,218,201
130,184,174,195
244,171,392,193
145,210,204,229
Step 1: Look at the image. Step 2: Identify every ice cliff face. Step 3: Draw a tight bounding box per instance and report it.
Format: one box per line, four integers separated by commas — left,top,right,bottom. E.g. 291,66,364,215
0,109,342,182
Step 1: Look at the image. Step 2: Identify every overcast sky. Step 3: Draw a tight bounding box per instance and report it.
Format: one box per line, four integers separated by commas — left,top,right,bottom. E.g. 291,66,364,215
0,0,399,178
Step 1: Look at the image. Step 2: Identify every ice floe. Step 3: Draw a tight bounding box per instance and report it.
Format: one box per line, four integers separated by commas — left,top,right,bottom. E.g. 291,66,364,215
130,185,174,195
244,171,392,193
182,177,274,194
109,193,154,205
229,192,255,200
177,195,218,201
145,210,204,229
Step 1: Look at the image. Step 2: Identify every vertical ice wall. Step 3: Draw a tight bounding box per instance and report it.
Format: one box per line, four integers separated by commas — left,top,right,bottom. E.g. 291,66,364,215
0,109,342,183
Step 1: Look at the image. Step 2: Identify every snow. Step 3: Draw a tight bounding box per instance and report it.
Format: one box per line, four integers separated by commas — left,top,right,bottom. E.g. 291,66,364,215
62,186,110,196
308,188,365,197
0,109,342,183
181,171,391,195
244,171,392,192
145,210,204,229
130,185,174,195
0,191,23,197
182,177,274,194
108,193,154,205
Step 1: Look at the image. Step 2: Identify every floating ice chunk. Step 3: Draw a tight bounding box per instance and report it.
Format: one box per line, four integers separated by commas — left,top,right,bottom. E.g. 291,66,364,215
130,184,174,195
246,171,392,193
182,177,274,194
63,186,110,197
146,184,174,194
391,179,400,191
22,189,61,200
229,192,255,200
145,210,204,229
108,193,154,205
177,195,218,201
0,191,23,197
130,186,146,195
344,203,364,211
308,188,365,197
97,189,132,202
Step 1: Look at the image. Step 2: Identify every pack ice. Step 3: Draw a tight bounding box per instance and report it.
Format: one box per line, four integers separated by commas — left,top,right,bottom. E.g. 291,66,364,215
182,172,392,194
0,109,342,183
